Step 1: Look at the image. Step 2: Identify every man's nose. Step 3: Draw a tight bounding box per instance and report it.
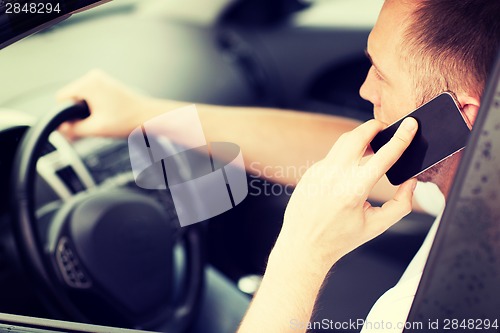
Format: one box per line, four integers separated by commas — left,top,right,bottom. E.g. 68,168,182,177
359,70,379,106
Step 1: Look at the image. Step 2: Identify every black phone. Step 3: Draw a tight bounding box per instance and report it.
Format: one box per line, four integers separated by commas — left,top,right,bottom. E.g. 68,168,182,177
370,92,472,186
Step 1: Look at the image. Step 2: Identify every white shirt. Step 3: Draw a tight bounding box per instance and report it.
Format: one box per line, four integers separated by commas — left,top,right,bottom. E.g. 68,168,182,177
361,182,445,333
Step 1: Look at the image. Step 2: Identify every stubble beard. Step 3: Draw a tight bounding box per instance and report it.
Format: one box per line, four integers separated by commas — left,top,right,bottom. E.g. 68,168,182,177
416,162,442,183
416,152,462,197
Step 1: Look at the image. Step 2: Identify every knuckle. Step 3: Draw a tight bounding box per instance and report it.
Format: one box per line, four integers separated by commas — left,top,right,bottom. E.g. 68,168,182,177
87,69,106,81
88,68,103,76
364,119,377,127
330,132,351,148
338,132,351,143
345,199,359,210
365,119,385,133
367,118,383,128
397,199,412,214
393,133,411,145
303,160,326,179
402,201,412,214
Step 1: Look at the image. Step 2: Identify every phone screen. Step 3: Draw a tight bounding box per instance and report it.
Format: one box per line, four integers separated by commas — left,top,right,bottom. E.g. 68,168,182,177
370,92,471,186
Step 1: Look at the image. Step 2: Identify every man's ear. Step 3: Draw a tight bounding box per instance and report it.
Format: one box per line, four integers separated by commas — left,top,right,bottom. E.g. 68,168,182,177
456,94,480,128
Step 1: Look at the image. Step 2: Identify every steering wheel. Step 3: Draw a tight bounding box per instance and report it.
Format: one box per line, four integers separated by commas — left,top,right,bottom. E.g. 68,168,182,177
11,103,204,332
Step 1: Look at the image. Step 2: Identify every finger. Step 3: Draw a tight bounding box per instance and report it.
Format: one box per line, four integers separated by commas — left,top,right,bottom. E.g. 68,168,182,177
58,121,83,139
56,69,104,102
365,178,417,234
365,117,418,183
326,119,385,161
57,123,75,141
58,117,97,139
73,118,102,138
56,80,88,103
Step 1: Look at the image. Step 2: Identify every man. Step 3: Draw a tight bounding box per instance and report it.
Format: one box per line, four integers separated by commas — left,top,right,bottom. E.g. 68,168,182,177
57,0,500,332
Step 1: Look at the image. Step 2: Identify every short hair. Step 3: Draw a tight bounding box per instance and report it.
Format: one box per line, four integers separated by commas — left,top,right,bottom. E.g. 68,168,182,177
402,0,500,104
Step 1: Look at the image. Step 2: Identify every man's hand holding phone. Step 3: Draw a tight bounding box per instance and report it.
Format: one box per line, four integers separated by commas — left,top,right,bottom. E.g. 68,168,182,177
271,118,419,275
370,92,471,185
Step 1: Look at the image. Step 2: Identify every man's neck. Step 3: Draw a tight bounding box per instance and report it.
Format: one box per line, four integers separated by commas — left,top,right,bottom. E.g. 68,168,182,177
435,163,461,201
438,181,451,201
433,152,464,201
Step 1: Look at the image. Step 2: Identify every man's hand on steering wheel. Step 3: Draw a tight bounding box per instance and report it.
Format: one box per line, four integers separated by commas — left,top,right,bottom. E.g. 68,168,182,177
57,70,157,139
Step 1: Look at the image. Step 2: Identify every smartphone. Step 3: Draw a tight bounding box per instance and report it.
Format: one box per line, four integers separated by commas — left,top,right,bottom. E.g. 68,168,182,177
370,92,472,186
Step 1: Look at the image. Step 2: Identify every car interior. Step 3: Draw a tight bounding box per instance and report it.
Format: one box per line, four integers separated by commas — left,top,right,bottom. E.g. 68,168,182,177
0,0,497,332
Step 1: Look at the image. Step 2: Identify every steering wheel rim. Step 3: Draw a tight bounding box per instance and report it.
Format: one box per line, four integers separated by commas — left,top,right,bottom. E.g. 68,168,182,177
11,102,205,332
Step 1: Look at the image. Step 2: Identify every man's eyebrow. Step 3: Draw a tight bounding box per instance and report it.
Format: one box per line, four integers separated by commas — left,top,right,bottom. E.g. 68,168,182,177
364,49,388,81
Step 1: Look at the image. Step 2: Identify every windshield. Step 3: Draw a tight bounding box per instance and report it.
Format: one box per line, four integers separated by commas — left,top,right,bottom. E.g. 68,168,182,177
0,0,109,49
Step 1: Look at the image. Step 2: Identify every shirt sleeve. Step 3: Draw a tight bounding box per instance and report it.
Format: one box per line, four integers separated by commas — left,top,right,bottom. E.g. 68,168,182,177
413,181,445,217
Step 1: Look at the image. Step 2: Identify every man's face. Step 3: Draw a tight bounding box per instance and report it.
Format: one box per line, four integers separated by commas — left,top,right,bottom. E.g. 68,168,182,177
359,0,456,187
359,0,417,125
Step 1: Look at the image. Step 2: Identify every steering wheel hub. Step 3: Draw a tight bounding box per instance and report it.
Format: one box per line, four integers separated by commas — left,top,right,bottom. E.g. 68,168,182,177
50,190,175,317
